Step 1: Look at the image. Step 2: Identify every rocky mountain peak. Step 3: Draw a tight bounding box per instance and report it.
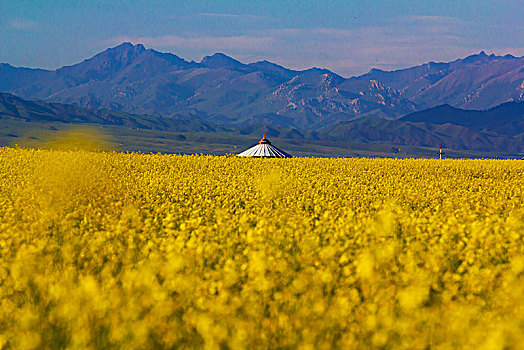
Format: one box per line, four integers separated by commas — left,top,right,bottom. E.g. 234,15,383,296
200,53,246,70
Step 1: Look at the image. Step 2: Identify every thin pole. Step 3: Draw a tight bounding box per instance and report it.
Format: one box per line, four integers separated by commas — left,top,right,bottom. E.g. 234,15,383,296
438,144,445,159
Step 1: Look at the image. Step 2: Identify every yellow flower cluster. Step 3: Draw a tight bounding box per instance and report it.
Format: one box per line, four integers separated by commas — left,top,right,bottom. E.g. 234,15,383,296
0,148,523,349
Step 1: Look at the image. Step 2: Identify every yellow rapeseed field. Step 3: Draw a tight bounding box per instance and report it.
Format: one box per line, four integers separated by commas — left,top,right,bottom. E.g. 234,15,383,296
0,147,523,349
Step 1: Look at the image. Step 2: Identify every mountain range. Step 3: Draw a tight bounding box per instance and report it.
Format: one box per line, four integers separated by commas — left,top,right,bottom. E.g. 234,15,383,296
2,91,524,155
2,43,523,131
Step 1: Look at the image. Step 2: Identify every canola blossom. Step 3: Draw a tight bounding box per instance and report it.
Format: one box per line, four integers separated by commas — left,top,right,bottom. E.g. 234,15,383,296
0,148,523,349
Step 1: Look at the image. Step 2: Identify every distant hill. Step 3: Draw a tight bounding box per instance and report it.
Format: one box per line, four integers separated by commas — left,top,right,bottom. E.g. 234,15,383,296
0,92,227,132
326,102,524,152
401,102,524,134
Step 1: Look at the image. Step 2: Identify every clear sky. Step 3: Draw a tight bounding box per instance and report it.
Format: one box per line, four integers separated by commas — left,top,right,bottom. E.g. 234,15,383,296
1,0,523,77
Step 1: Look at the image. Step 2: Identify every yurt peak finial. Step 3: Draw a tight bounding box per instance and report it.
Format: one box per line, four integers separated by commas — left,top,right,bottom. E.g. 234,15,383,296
258,134,271,144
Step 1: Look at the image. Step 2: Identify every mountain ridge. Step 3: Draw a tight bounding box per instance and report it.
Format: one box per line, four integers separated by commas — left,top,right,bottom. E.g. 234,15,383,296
0,92,227,132
356,51,524,110
1,43,523,130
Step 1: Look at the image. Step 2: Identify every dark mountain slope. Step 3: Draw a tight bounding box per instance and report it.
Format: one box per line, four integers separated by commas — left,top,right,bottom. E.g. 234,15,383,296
326,102,524,152
401,102,524,132
0,64,52,91
0,92,224,132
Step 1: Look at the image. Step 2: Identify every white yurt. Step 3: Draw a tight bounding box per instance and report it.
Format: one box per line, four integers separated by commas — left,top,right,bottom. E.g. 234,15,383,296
237,134,292,158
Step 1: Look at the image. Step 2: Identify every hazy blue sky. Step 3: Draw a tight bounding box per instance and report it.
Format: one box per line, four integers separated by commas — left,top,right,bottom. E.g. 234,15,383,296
1,0,523,77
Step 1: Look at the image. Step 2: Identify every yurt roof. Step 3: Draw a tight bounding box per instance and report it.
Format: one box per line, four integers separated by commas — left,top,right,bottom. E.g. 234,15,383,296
237,135,292,158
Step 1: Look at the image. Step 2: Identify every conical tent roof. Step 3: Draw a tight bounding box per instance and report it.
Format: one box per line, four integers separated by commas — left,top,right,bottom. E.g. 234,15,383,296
237,135,292,158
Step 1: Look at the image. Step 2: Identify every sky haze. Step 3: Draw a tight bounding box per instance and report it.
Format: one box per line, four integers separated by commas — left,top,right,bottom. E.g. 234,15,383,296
1,0,523,77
